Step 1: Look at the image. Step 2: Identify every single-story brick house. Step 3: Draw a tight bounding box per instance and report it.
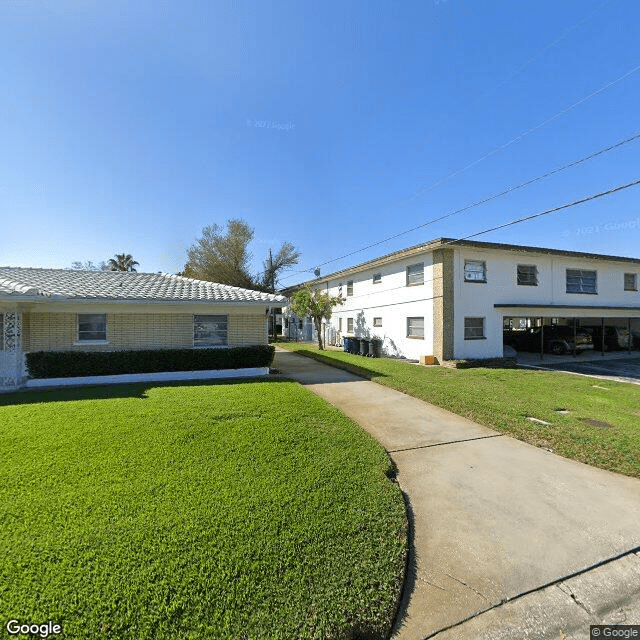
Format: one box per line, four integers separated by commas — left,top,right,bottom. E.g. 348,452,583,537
0,267,287,389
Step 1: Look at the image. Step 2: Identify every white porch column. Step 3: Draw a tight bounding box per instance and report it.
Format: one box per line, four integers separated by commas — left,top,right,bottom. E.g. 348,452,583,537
0,311,24,389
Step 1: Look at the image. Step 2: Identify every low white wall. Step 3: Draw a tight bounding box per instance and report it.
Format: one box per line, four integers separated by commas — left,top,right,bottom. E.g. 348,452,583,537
24,367,270,389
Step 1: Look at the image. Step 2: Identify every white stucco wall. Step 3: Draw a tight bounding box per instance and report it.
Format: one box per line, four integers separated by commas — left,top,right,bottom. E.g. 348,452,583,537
324,254,436,360
452,247,640,359
288,243,640,362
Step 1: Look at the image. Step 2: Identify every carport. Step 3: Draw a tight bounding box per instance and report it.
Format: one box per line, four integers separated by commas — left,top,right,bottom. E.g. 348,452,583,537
497,304,640,360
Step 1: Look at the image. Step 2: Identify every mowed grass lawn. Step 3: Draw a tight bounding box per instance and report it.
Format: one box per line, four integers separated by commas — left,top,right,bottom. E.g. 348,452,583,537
279,344,640,479
0,381,406,640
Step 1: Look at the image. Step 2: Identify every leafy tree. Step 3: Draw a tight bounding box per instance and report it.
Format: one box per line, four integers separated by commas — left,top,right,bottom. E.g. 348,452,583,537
107,254,140,272
182,219,301,292
260,243,301,293
70,260,108,271
182,220,255,289
289,287,343,350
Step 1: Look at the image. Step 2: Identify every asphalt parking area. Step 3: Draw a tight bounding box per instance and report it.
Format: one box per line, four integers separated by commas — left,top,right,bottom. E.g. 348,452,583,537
525,355,640,385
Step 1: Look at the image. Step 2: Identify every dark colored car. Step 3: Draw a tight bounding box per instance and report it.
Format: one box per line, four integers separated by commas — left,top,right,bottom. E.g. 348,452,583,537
504,326,593,355
582,326,630,351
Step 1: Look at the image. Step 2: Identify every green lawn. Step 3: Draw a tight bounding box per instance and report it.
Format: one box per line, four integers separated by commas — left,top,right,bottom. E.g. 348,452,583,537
278,343,640,479
0,381,406,640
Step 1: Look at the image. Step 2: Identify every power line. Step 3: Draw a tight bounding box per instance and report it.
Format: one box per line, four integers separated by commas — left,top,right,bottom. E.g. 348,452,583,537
394,61,640,209
286,178,640,289
280,131,640,282
481,0,615,101
403,0,614,156
442,178,640,246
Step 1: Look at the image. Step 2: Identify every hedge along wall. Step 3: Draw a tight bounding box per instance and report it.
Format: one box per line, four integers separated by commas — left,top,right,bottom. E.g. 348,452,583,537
23,311,268,352
25,345,276,379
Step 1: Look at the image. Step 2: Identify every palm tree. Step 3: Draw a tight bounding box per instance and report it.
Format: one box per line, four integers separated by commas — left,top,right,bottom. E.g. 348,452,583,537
107,254,140,272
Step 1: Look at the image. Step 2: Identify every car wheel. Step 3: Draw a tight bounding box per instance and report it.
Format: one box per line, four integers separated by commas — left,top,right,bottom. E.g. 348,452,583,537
550,341,567,355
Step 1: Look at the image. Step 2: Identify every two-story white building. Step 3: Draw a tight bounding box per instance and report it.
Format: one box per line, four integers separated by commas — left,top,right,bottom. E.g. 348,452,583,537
284,238,640,362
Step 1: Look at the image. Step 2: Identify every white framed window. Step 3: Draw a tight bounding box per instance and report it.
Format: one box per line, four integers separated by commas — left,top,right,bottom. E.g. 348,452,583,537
407,317,424,339
78,313,107,342
347,281,354,296
194,315,228,346
464,260,486,283
338,283,343,297
464,317,485,340
373,317,382,327
372,273,382,284
517,265,538,286
406,263,424,286
566,269,597,294
338,317,342,331
347,318,354,333
624,273,637,291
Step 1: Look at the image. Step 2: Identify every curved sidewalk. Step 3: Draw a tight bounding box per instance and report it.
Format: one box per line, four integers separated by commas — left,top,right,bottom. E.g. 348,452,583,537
273,349,640,640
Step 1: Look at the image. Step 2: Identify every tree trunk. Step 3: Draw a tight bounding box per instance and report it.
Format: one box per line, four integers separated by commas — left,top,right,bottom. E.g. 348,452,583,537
314,317,324,350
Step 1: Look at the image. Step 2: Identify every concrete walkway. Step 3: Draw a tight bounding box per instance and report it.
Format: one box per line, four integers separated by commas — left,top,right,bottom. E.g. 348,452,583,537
273,349,640,640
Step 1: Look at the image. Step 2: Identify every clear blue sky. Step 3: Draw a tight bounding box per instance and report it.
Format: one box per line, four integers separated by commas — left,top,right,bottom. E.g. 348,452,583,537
2,0,639,285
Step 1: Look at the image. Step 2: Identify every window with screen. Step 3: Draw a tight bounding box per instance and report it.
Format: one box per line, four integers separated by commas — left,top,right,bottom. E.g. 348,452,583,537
406,263,424,286
78,314,107,342
194,315,228,346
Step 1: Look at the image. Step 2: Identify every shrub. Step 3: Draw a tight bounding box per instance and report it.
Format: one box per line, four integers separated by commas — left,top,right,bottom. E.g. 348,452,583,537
25,345,275,379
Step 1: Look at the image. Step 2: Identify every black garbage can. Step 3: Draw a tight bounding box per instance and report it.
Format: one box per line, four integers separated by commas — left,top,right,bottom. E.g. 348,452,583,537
359,338,370,356
369,338,382,358
343,336,352,353
350,338,360,354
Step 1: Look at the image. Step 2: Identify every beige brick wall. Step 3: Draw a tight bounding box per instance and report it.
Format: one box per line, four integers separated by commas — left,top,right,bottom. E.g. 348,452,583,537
21,313,31,352
228,314,267,346
109,314,193,349
28,313,77,352
25,311,268,352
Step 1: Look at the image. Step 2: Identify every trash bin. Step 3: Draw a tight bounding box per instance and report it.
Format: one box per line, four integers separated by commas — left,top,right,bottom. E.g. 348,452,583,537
359,338,370,356
369,338,382,358
350,338,360,354
343,336,352,353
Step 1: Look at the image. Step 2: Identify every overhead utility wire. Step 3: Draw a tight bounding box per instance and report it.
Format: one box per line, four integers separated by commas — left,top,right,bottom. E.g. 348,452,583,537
280,131,640,282
396,61,640,209
441,178,640,246
412,0,613,153
287,178,640,289
484,0,614,100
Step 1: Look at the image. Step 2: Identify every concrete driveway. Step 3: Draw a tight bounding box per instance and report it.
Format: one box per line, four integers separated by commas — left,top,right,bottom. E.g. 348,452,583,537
523,355,640,386
273,349,640,640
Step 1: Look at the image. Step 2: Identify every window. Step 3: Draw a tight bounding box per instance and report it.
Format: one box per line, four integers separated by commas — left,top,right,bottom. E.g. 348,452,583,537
517,265,538,286
347,281,353,296
338,283,343,296
464,260,486,283
407,317,424,339
373,317,382,327
372,273,382,284
464,317,485,340
194,315,228,346
624,273,637,291
347,318,354,333
406,263,424,286
78,313,107,342
338,317,342,331
566,269,597,294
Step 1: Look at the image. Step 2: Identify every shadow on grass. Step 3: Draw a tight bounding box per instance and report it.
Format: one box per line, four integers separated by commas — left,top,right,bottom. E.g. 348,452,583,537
0,376,291,407
283,349,389,381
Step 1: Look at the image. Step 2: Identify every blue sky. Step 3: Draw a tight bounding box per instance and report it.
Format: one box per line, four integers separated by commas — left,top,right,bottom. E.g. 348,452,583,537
2,0,639,285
